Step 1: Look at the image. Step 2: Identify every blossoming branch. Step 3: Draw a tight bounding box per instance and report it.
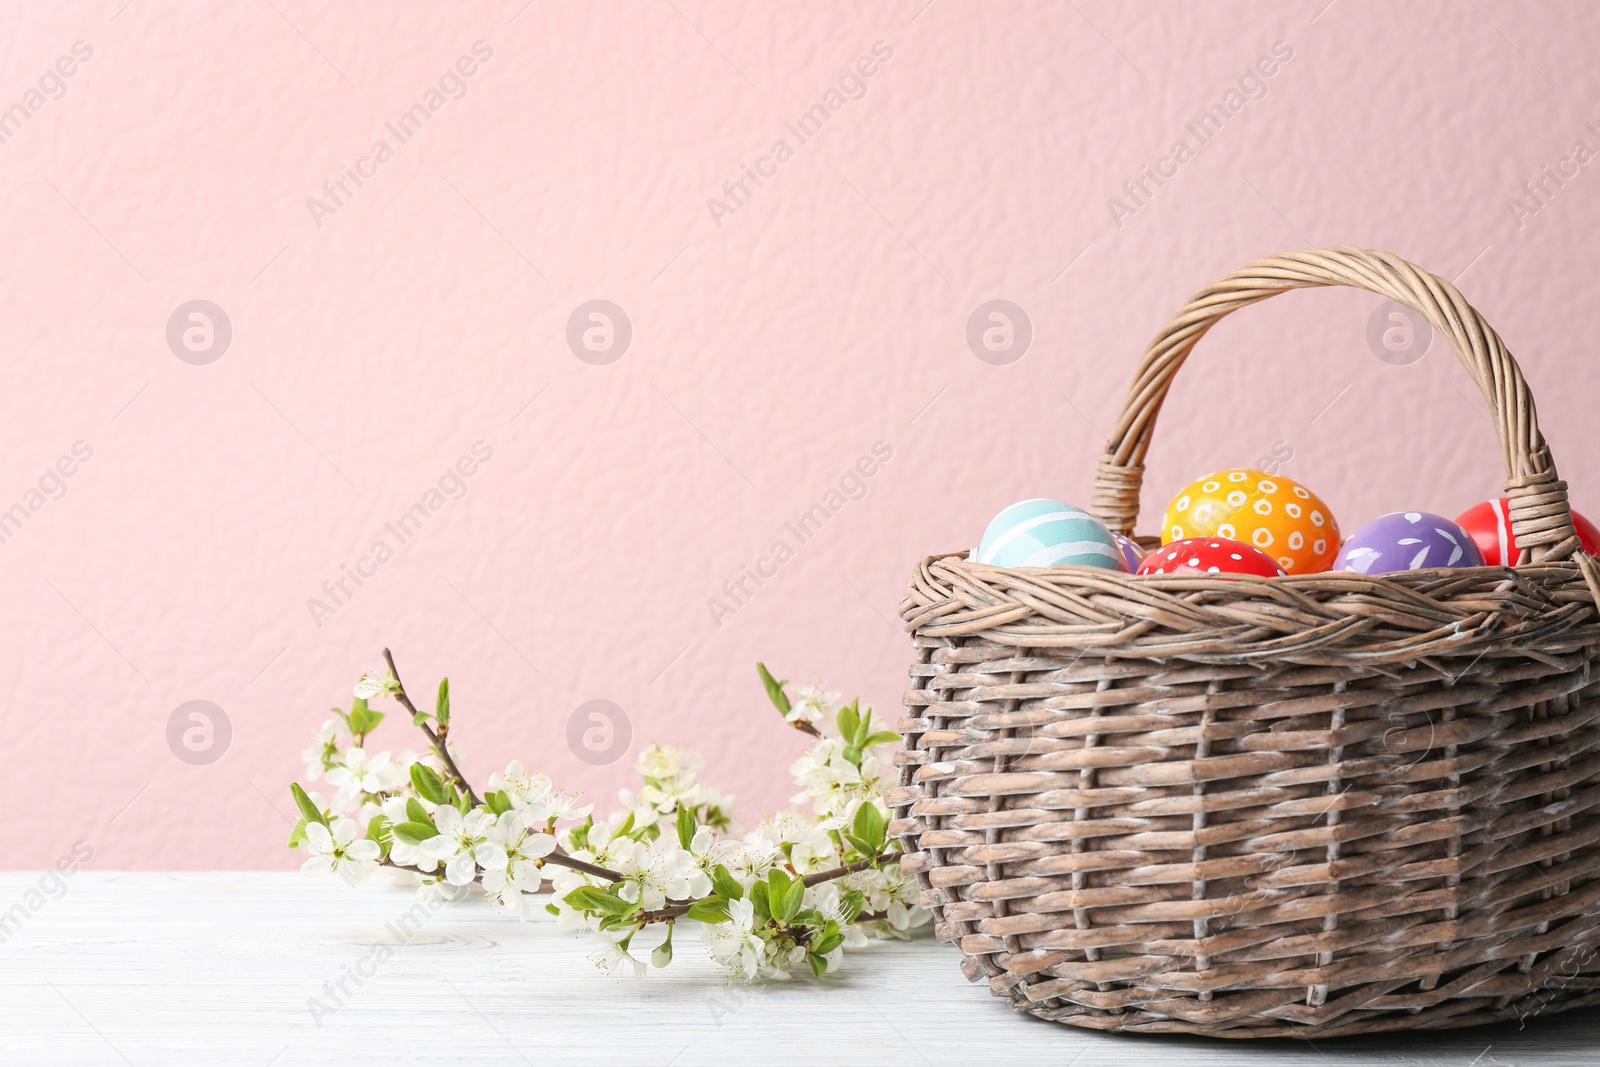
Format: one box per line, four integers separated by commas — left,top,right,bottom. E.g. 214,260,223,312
287,650,929,980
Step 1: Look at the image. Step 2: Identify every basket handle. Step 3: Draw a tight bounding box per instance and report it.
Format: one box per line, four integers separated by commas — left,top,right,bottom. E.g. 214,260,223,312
1089,246,1581,565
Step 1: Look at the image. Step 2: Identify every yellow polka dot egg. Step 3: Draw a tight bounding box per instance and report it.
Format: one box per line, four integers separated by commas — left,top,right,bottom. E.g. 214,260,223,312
1162,468,1340,574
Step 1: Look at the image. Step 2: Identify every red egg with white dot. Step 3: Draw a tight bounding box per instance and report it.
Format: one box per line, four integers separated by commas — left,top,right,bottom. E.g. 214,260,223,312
1136,537,1287,577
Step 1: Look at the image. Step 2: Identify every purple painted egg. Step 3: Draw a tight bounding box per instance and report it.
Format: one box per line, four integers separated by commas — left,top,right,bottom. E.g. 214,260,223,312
1333,511,1484,574
1112,532,1146,573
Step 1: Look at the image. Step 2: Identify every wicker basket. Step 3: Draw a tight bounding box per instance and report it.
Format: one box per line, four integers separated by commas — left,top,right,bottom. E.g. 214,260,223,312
890,247,1600,1038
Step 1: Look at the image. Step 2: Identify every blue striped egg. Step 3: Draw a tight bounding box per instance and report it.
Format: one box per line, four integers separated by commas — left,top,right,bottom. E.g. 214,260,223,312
974,499,1122,569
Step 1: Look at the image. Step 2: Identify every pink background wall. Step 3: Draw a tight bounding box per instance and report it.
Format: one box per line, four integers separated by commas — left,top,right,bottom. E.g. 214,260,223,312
5,1,1600,868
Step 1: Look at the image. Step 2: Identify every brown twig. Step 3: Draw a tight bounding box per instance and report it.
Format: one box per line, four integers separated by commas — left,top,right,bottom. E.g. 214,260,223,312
548,852,626,882
379,648,626,883
382,647,481,808
635,852,899,924
384,851,624,884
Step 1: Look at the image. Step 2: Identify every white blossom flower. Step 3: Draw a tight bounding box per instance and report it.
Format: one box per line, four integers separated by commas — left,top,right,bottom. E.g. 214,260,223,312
706,836,777,882
528,787,593,825
612,835,711,911
702,896,765,979
790,737,887,822
841,865,928,940
637,742,688,782
419,806,500,886
487,760,552,808
589,930,646,979
300,817,380,886
353,665,400,701
480,811,557,916
301,719,342,782
324,746,394,798
785,683,840,726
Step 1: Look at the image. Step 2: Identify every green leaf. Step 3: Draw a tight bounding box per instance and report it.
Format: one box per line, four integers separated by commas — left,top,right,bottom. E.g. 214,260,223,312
392,820,439,845
842,834,875,861
805,950,829,978
756,662,791,717
853,801,887,854
609,897,643,920
614,810,636,840
862,730,901,749
435,677,450,730
686,897,731,923
347,696,384,736
676,804,695,851
405,797,433,826
778,875,806,921
412,710,431,727
290,783,327,825
365,814,394,859
837,699,860,742
563,885,641,919
569,816,593,852
748,881,771,923
811,919,844,956
410,763,449,804
711,865,743,901
484,790,512,816
287,815,308,849
839,888,865,924
562,886,608,911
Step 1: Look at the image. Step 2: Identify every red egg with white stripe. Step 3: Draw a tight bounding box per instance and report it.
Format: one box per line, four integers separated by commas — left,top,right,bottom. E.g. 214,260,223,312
1136,537,1286,577
1454,498,1600,565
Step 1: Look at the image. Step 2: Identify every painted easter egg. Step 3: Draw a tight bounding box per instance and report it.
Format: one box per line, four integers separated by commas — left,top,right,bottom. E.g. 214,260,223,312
1333,512,1483,574
974,499,1122,569
1454,498,1600,566
1137,537,1286,577
1111,532,1146,573
1163,468,1339,574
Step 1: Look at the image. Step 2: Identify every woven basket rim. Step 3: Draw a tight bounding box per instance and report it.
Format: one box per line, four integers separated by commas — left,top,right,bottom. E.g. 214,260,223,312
900,550,1600,668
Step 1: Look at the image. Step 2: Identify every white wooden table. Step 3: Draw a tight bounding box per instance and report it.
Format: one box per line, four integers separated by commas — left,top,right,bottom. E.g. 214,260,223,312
1,873,1594,1066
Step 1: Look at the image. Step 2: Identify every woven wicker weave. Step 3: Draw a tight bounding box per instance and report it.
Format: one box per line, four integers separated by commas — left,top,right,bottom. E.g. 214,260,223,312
890,247,1600,1038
